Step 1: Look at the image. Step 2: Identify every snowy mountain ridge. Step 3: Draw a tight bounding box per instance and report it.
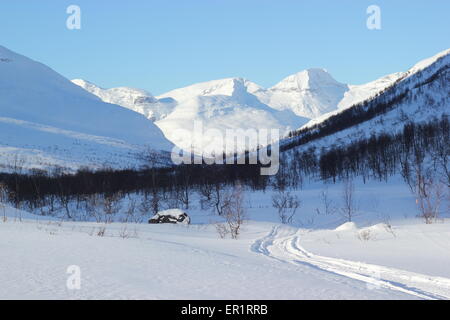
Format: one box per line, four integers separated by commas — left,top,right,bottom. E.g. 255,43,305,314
156,77,308,153
280,48,450,157
72,48,449,153
74,49,450,123
254,68,350,118
71,79,176,121
302,48,450,129
73,77,309,153
0,43,447,171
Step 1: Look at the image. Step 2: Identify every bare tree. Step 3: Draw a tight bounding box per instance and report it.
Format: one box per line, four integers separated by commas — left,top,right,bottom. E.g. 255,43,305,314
162,190,182,210
357,229,373,241
272,191,300,224
121,197,137,223
0,183,8,222
59,193,72,220
214,223,229,239
10,155,25,208
340,178,357,222
199,182,227,216
403,148,445,224
179,181,191,210
215,184,247,239
139,192,153,216
140,148,165,214
414,174,445,224
137,190,161,217
431,134,450,186
118,225,139,239
96,226,106,237
199,182,213,210
85,194,102,223
316,187,336,216
224,184,247,239
102,192,122,224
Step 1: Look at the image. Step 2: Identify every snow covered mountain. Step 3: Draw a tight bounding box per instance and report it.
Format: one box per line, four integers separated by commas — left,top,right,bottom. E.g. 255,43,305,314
71,48,449,155
253,68,408,119
301,48,450,129
0,45,173,172
253,68,350,118
71,66,402,153
74,77,309,153
156,78,308,153
156,67,403,121
281,48,450,156
71,79,176,121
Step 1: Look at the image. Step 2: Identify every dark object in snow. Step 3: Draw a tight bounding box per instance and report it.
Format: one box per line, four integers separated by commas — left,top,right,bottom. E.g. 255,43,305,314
148,209,191,225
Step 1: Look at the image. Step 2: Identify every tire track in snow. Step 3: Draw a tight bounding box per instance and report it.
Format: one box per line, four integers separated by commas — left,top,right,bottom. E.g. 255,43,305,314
252,226,450,300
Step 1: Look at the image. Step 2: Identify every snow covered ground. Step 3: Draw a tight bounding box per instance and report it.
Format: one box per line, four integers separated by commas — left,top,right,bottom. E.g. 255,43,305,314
1,177,449,300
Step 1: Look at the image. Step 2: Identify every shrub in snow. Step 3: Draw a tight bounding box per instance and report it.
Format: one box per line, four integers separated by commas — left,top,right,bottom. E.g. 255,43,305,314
218,183,247,239
148,209,190,225
272,191,300,224
357,229,373,241
0,182,8,222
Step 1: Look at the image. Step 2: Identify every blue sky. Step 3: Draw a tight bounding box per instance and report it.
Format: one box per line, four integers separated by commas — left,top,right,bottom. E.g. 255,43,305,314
1,1,449,95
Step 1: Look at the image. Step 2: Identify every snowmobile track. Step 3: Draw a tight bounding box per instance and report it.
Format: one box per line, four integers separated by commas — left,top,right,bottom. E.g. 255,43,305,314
252,226,450,300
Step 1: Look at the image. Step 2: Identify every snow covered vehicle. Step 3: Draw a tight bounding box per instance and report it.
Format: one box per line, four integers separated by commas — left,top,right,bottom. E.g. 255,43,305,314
148,209,191,225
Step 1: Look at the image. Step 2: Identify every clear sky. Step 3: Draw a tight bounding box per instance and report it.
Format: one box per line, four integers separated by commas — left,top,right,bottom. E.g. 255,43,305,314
1,0,449,95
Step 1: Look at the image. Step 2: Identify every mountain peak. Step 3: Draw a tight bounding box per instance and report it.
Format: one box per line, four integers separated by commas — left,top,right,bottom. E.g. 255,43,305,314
157,77,264,103
71,79,177,121
72,78,103,91
272,68,345,92
72,79,155,98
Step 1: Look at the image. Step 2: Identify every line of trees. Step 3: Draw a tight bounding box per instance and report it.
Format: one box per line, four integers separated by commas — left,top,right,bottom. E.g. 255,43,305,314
282,63,448,153
0,162,267,213
0,116,447,219
317,116,449,184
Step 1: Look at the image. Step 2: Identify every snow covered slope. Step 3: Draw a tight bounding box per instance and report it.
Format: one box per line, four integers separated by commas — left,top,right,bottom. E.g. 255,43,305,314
265,50,450,120
0,217,413,299
253,68,350,118
73,77,309,153
157,68,402,121
0,45,172,171
76,68,398,125
302,48,450,129
156,78,308,152
338,72,404,111
253,68,407,119
71,79,176,121
281,48,450,155
1,176,449,299
72,49,449,154
153,68,407,151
